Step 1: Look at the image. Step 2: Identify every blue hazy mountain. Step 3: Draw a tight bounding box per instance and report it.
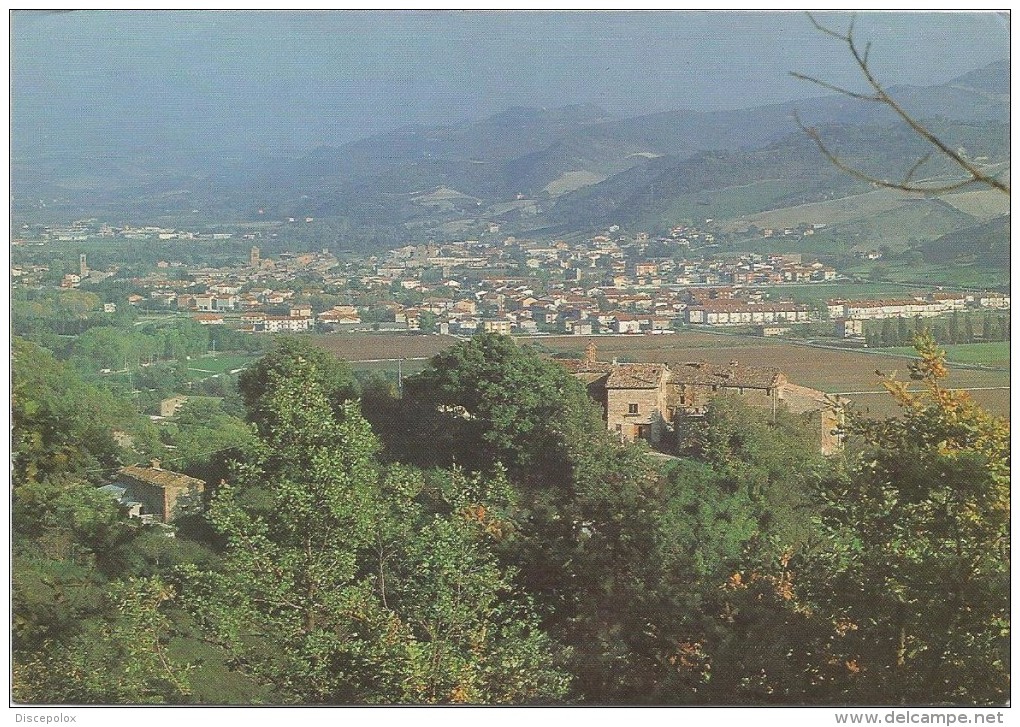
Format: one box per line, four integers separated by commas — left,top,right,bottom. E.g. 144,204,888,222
11,12,1008,225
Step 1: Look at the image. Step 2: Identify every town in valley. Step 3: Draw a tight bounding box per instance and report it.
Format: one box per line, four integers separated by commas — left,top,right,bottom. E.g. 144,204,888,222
11,10,1010,710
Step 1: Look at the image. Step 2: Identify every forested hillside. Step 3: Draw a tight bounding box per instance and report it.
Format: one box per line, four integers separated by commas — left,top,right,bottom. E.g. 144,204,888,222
13,62,1009,240
12,333,1010,705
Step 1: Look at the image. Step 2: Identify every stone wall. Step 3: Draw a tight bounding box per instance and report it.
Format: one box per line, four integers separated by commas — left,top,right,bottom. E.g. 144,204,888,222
606,386,668,443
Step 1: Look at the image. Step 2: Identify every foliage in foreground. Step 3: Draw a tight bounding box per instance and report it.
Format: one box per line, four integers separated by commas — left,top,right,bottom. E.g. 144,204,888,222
799,333,1010,704
10,334,1009,705
193,342,568,704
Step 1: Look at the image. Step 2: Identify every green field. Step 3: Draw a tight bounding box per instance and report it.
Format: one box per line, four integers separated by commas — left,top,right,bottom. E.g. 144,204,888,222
732,188,910,231
185,353,258,381
850,260,1011,290
939,187,1011,220
730,189,974,249
881,342,1011,368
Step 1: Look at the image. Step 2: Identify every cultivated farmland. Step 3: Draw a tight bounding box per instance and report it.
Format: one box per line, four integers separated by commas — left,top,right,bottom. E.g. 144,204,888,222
309,331,1010,420
533,333,1010,420
309,332,463,362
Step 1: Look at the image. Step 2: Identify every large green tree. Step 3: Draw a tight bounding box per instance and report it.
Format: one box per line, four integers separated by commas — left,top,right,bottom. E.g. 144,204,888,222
395,334,663,702
158,398,256,484
643,398,836,704
195,350,567,703
12,338,135,486
676,394,827,552
800,334,1010,704
237,337,360,434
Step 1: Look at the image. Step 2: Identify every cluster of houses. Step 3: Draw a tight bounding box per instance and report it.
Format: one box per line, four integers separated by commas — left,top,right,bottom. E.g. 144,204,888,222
16,217,276,244
375,239,837,289
15,218,1009,340
79,240,1011,339
827,292,1010,321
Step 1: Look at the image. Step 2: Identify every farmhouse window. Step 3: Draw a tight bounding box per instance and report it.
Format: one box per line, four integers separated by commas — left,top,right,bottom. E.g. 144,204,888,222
628,403,639,414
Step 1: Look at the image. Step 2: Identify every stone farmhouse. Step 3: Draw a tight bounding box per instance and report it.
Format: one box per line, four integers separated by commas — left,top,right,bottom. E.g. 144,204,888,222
562,342,842,454
110,461,206,523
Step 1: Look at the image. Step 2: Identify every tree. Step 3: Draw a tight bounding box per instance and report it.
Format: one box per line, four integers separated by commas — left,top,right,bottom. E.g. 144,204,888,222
194,355,567,704
398,333,607,476
643,397,837,704
675,394,827,553
158,399,256,484
793,13,1009,196
237,337,360,435
963,314,975,343
12,474,194,704
947,312,960,344
73,325,137,372
897,316,910,347
879,318,896,347
12,338,132,486
135,360,190,401
14,577,192,704
396,334,663,702
800,333,1009,703
418,310,438,334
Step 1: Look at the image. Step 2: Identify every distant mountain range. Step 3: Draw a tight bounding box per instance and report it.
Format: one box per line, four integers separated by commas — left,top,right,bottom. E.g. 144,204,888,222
12,60,1009,239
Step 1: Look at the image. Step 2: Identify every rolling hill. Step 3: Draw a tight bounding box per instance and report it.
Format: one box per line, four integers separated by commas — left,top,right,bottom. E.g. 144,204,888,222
11,61,1009,252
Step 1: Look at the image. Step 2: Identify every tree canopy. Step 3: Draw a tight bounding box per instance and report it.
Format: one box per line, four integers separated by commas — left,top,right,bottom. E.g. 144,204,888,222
11,329,1009,705
195,350,568,703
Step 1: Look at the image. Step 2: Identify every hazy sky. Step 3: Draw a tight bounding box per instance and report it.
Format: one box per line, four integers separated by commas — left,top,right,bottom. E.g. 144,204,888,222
12,10,1010,157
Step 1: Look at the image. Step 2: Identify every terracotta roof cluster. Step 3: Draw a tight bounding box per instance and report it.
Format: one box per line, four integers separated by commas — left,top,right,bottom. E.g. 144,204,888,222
606,364,666,389
558,359,613,375
668,361,783,389
560,355,782,391
688,300,809,313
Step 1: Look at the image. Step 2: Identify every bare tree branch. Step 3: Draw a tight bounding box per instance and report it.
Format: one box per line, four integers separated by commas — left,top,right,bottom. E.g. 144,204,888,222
793,12,1009,196
794,112,982,195
789,72,881,102
902,152,933,187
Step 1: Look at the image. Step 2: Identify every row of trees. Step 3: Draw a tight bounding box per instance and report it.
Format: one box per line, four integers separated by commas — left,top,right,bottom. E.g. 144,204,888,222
12,333,1009,704
864,312,1009,349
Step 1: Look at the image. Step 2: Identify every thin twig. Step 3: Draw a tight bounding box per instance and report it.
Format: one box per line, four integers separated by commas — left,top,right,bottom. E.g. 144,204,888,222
793,12,1009,196
793,112,980,195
